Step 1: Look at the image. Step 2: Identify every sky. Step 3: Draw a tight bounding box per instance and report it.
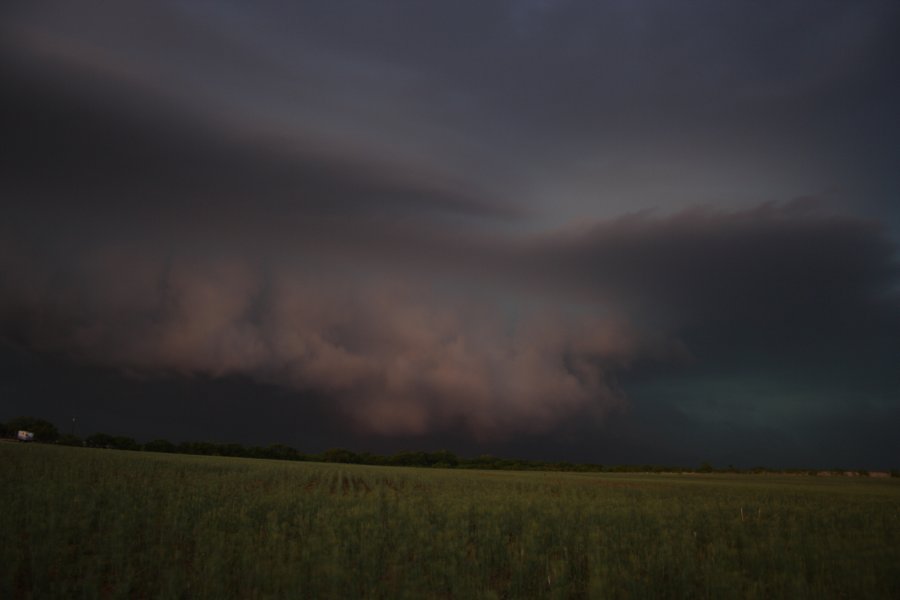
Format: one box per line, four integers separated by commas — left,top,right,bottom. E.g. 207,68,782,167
2,0,899,469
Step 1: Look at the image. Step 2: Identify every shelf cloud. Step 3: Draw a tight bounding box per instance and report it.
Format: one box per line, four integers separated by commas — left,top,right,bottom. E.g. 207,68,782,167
2,0,899,466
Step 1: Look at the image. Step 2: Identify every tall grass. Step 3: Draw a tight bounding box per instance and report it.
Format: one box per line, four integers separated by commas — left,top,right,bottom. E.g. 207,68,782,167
1,443,898,598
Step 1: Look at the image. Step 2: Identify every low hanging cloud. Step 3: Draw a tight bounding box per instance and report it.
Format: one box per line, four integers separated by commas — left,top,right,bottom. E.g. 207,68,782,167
0,244,665,437
3,200,898,439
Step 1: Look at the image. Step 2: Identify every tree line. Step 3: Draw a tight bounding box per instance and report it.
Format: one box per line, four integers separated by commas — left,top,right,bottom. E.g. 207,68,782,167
3,416,896,476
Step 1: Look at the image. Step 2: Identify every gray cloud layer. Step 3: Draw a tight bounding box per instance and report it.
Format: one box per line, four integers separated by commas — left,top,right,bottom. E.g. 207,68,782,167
5,0,900,222
3,200,898,440
2,1,899,464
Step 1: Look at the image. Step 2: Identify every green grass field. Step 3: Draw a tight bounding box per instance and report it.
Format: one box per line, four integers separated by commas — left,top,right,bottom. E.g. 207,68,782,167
1,443,898,599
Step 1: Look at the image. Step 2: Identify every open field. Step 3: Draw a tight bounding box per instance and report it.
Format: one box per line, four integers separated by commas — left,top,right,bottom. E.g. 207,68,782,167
1,444,898,599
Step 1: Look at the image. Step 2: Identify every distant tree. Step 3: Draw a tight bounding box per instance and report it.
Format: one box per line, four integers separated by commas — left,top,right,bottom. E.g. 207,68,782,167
85,433,116,448
5,416,60,442
389,451,416,467
144,439,176,453
698,462,714,473
57,434,82,447
246,446,267,459
111,436,139,451
357,452,384,466
265,444,301,461
178,441,218,455
322,448,360,463
219,443,248,457
427,450,459,468
468,454,501,469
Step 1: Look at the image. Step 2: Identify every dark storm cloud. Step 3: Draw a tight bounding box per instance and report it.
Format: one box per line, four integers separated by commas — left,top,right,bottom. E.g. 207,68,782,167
527,203,900,433
5,0,900,221
533,202,900,338
0,246,655,437
0,52,516,236
2,1,899,464
3,199,898,442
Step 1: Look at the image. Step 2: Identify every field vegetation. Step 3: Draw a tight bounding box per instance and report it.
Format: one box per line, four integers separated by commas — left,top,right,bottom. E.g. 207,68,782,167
2,443,899,598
